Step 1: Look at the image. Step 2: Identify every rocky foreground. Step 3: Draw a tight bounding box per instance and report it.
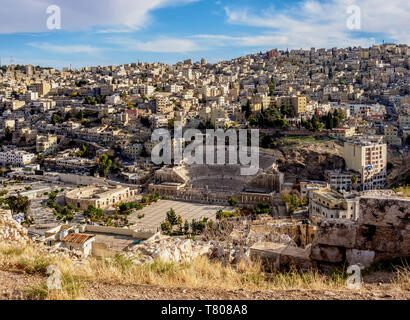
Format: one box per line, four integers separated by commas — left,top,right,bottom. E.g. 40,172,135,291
1,269,408,300
1,208,409,300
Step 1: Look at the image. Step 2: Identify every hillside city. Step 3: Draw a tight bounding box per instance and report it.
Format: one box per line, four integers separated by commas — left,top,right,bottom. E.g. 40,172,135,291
0,43,409,300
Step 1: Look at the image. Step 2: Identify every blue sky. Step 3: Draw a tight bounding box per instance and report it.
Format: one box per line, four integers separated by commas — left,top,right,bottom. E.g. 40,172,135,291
0,0,408,69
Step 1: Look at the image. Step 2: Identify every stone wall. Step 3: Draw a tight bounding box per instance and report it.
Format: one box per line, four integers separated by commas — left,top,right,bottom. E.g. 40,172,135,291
84,225,155,238
310,196,410,267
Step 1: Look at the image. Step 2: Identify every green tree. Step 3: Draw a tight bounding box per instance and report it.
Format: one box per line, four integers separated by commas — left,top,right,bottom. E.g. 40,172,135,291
161,221,172,235
248,116,258,127
98,154,112,177
7,194,31,219
268,82,276,96
351,175,358,191
4,127,13,141
51,113,60,125
190,218,208,234
216,209,224,221
183,220,190,234
84,96,97,105
84,205,104,220
228,197,238,207
166,208,179,227
325,112,334,130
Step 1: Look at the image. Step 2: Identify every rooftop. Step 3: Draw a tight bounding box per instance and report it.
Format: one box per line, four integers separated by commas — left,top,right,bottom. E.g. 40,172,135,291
62,233,95,245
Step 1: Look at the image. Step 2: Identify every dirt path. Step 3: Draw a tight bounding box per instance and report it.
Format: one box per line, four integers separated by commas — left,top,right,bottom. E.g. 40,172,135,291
1,270,408,300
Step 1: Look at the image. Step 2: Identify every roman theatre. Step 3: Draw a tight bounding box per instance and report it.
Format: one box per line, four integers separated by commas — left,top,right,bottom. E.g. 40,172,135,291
148,150,287,217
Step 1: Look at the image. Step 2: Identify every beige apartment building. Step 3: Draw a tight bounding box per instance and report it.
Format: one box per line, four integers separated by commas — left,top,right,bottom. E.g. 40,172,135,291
384,124,402,146
309,188,359,220
199,107,227,123
36,134,58,155
271,96,307,114
398,114,410,129
29,81,51,97
344,137,387,190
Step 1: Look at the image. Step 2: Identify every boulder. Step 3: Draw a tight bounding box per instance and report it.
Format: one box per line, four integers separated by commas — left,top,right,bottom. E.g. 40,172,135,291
178,240,193,258
359,197,410,228
250,242,312,271
152,247,172,262
0,210,29,244
231,248,250,265
355,225,401,252
346,249,375,268
399,229,410,256
316,219,357,248
172,246,181,262
310,244,344,263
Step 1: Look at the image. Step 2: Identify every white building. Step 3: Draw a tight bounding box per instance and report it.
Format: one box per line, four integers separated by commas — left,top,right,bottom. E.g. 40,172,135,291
0,150,35,166
309,188,359,220
344,136,387,190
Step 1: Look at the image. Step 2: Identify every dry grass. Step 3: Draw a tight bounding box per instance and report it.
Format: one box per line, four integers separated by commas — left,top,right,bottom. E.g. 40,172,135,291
391,262,410,291
1,242,409,300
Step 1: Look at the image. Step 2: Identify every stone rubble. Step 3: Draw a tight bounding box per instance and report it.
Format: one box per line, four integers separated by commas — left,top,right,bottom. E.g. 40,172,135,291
126,232,253,265
127,233,213,263
310,196,410,268
0,210,29,244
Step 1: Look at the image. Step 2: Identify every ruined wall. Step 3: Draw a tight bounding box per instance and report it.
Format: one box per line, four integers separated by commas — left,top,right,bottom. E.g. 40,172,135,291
310,196,410,267
246,172,284,193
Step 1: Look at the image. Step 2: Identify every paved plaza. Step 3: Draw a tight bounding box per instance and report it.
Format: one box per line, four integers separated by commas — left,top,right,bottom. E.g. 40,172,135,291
129,200,228,231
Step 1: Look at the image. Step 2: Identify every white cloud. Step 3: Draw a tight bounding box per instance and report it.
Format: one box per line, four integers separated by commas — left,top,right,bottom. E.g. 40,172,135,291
108,37,203,52
0,0,198,34
224,0,410,48
193,34,289,48
27,42,100,54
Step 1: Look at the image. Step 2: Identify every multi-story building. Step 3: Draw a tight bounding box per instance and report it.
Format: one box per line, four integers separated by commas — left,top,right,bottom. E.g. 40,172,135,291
329,127,356,140
144,141,157,156
28,81,50,97
273,96,307,114
25,91,38,102
36,134,58,155
55,157,95,171
300,181,329,199
309,188,359,220
344,136,387,190
0,150,35,166
155,95,173,114
4,100,25,111
290,96,307,114
325,170,362,191
398,114,410,129
384,124,402,146
199,107,227,124
122,143,143,160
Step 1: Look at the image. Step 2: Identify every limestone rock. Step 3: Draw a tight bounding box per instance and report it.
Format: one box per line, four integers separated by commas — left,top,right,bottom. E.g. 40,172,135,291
0,210,29,244
399,229,410,256
355,225,401,252
310,244,344,263
359,197,410,228
316,219,357,248
250,242,312,271
346,249,375,268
